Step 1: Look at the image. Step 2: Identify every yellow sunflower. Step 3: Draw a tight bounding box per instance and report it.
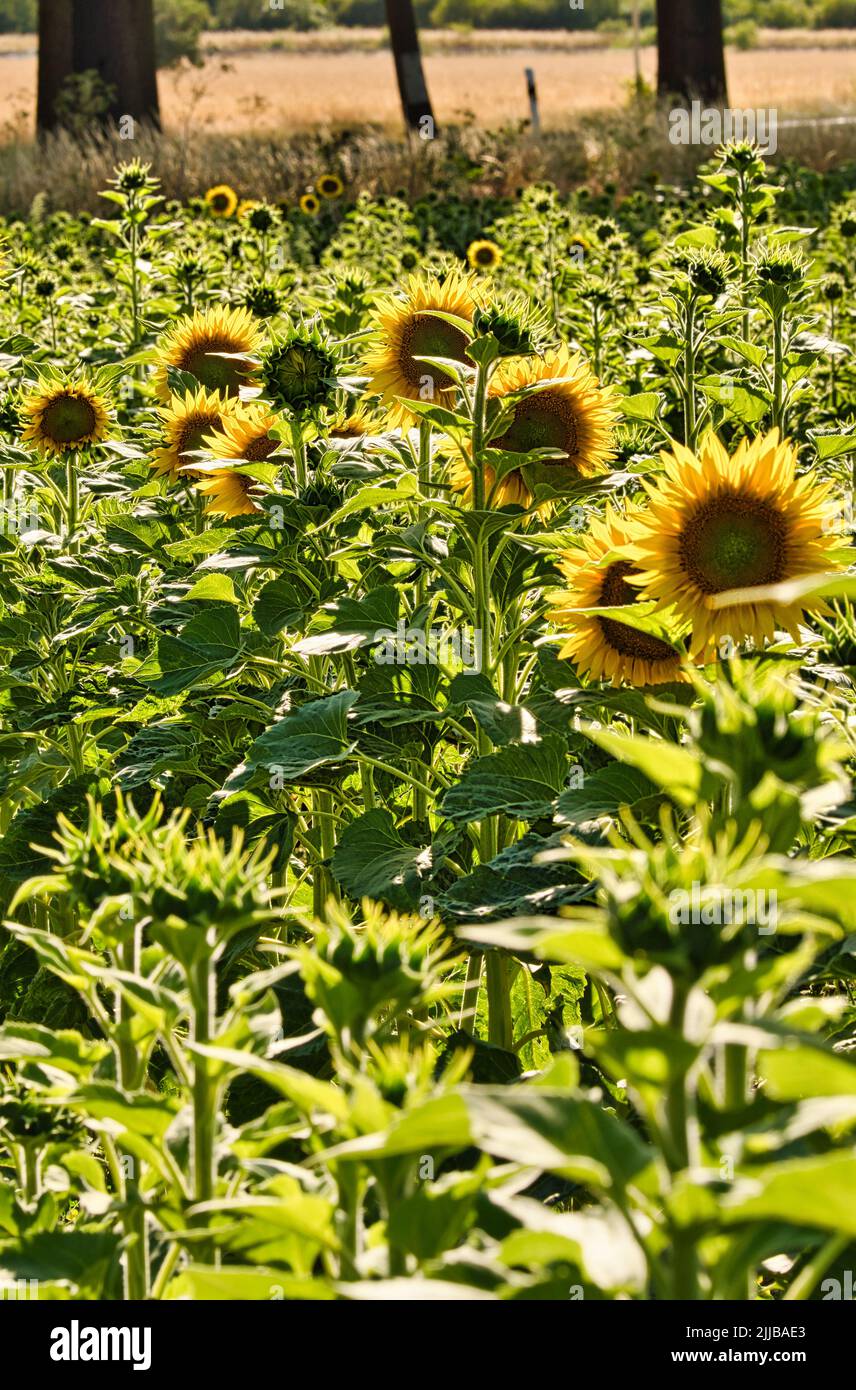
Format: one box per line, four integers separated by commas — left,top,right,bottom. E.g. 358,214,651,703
450,345,619,508
327,401,385,439
237,199,260,220
154,305,263,403
193,469,262,519
316,174,344,200
205,185,239,218
363,269,476,428
549,508,687,687
300,193,321,216
21,378,111,457
205,403,281,463
153,387,239,481
467,239,503,271
629,430,843,658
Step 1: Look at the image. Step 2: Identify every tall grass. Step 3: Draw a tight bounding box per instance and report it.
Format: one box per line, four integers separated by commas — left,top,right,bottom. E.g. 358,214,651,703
2,109,855,218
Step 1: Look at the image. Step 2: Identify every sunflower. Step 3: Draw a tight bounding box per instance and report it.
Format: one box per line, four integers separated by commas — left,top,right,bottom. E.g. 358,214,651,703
467,239,503,271
549,508,687,687
629,430,842,658
450,345,619,508
300,193,321,216
316,174,344,200
327,401,385,439
154,305,263,402
363,269,476,428
153,387,239,481
205,185,239,218
237,199,260,220
21,378,111,457
193,469,262,519
205,403,281,463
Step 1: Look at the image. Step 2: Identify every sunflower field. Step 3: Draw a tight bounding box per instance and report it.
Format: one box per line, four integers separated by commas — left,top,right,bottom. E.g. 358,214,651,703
1,141,856,1306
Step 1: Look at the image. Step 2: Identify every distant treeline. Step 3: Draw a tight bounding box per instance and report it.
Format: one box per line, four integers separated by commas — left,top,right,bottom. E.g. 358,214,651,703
4,0,856,34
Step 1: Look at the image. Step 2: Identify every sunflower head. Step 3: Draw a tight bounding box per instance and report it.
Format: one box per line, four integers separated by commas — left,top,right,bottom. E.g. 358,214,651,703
629,430,843,658
154,305,263,402
244,282,282,320
299,193,321,217
114,160,155,194
452,345,619,509
326,400,385,441
260,328,339,415
363,269,476,428
246,203,277,233
316,174,344,200
21,378,111,457
205,185,239,218
467,239,503,272
153,387,239,481
472,291,549,358
193,468,263,519
549,508,687,688
205,403,281,464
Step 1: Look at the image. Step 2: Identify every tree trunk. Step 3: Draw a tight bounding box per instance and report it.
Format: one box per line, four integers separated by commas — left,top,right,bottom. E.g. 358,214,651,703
385,0,435,136
36,0,160,133
657,0,727,105
36,0,75,132
72,0,160,128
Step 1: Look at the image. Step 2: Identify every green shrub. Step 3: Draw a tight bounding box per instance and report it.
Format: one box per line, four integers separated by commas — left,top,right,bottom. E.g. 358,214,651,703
816,0,856,24
154,0,211,67
727,18,759,48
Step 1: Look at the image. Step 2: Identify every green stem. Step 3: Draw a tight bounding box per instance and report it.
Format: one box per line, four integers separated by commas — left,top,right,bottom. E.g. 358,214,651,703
665,982,699,1299
684,298,697,448
485,954,513,1050
772,308,785,431
65,452,78,551
784,1234,850,1301
458,951,482,1031
290,418,308,490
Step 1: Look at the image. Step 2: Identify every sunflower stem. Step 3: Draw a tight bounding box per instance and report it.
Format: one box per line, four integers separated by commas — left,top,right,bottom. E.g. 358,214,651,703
683,298,697,448
65,451,79,551
290,418,308,490
772,307,786,431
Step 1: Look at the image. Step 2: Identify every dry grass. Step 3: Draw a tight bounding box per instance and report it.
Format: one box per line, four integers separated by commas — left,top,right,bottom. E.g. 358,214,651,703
0,39,854,139
0,30,854,217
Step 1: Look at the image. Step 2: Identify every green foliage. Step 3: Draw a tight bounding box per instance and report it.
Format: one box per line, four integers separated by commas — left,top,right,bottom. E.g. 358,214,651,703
154,0,212,68
1,142,856,1301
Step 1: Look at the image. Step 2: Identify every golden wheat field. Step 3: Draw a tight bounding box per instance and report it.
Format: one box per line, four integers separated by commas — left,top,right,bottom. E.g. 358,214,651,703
0,31,855,136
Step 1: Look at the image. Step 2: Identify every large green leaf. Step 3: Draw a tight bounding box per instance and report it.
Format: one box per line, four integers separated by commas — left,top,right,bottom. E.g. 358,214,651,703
246,690,359,780
581,725,702,807
556,762,658,825
724,1154,856,1237
137,605,242,695
331,809,433,911
441,737,568,822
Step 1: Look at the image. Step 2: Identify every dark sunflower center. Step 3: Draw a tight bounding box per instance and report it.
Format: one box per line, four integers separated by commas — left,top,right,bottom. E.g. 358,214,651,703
244,433,277,461
211,194,230,212
597,560,677,663
181,337,252,395
41,393,97,445
679,492,787,594
494,391,578,460
475,246,496,266
178,413,221,454
399,313,470,389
